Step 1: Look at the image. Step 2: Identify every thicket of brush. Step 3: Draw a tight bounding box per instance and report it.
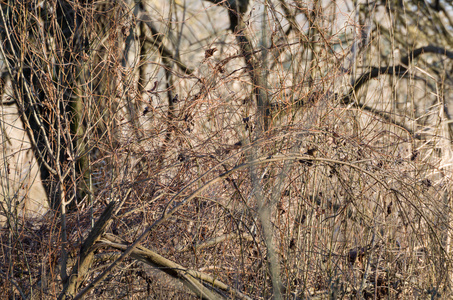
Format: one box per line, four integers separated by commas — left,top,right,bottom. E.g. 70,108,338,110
1,0,453,299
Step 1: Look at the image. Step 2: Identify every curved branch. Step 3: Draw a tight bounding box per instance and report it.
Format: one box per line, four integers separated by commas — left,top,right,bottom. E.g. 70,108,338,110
342,65,409,105
341,45,453,105
400,45,453,66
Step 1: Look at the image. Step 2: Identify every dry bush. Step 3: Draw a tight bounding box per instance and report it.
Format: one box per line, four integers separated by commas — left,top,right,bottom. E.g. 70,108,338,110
0,0,453,299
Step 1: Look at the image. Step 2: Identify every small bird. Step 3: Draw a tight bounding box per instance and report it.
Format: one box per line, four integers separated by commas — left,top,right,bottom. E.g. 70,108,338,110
299,147,318,166
306,147,318,157
204,47,217,59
